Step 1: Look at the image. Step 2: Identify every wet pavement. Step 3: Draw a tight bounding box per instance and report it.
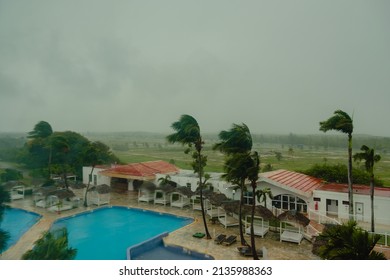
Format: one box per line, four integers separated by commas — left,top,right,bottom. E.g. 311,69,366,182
1,189,320,260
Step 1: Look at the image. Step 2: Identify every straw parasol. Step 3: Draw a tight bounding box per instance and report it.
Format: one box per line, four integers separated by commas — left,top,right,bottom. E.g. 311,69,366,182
139,181,157,192
156,183,176,193
89,184,111,194
171,186,195,197
207,192,230,206
221,201,277,221
68,181,87,189
54,189,76,199
278,210,310,227
1,180,25,190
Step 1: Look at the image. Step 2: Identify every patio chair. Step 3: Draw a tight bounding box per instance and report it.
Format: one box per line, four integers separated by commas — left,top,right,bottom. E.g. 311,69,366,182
214,234,226,244
222,235,237,246
237,246,263,257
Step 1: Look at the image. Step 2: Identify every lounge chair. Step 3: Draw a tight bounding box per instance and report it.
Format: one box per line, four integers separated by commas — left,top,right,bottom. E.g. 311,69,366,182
222,235,237,246
214,234,226,244
237,246,263,257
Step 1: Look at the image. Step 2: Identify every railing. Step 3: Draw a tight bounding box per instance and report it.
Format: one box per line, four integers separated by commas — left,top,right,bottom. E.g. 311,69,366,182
368,231,389,247
308,209,341,225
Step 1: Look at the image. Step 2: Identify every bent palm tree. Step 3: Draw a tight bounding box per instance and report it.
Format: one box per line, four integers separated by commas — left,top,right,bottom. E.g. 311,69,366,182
213,123,253,246
247,151,261,260
354,145,381,232
167,115,211,239
320,110,354,220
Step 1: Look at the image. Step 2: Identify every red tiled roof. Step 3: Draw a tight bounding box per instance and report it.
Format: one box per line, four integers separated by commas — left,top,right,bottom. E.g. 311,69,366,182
317,183,390,198
261,169,323,197
99,160,179,180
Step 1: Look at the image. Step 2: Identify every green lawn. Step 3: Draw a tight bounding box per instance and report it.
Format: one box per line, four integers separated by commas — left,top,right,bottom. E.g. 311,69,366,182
114,143,390,186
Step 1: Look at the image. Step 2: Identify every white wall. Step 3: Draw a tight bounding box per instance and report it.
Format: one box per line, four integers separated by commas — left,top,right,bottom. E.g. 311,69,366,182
313,189,390,227
82,166,110,186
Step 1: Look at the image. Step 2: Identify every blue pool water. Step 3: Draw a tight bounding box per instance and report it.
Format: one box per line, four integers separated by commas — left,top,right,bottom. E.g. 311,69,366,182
0,208,41,252
51,206,193,260
128,232,214,260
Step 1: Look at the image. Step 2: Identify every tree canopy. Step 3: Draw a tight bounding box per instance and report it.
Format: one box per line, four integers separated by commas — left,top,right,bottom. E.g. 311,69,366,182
18,121,119,180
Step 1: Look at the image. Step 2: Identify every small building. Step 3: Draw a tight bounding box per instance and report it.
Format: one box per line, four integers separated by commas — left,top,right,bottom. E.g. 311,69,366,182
82,160,180,191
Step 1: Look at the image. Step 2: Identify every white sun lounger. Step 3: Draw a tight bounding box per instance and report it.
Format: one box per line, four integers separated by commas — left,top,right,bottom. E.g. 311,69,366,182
170,192,191,209
280,225,304,244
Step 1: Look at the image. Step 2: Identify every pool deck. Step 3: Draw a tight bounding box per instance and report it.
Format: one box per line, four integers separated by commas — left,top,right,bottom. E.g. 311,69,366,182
1,189,321,260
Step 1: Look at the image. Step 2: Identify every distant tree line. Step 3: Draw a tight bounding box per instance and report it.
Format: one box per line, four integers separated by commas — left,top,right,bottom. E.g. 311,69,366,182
14,121,119,182
250,133,390,153
301,163,383,186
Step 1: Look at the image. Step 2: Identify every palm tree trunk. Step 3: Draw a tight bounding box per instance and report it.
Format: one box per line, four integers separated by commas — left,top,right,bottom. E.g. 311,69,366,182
347,134,354,221
84,165,95,207
250,182,259,260
239,179,248,246
196,146,211,239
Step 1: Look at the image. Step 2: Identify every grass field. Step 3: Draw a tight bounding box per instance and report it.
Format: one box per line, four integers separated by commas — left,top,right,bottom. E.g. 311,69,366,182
113,142,390,186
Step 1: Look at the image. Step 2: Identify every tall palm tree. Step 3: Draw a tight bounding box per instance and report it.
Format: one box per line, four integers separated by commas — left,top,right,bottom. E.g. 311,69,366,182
27,121,53,139
167,115,211,239
50,134,71,188
353,145,381,232
214,123,261,259
82,141,109,207
320,110,354,220
247,151,261,260
213,123,253,246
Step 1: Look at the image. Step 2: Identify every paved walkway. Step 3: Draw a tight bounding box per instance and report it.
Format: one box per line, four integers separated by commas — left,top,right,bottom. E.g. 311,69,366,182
1,189,319,260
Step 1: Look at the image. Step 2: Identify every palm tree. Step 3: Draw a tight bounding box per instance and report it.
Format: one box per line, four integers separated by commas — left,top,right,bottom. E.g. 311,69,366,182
22,228,77,260
27,121,53,139
320,110,354,220
50,134,71,188
256,187,273,208
354,145,381,232
214,123,261,259
83,141,110,207
315,220,386,260
247,151,261,260
167,115,211,239
213,123,253,246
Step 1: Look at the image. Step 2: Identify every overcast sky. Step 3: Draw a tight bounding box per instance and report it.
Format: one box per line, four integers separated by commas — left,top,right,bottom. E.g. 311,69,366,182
1,0,389,136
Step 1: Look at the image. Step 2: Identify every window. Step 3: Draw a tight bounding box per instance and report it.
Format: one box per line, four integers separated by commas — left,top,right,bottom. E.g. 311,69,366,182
243,192,254,205
272,194,307,213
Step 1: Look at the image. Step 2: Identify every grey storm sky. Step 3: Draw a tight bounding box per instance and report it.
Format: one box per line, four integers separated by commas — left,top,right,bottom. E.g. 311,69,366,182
0,0,389,136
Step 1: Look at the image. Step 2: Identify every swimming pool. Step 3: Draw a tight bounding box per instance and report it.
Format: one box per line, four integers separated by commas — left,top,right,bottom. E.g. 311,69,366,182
51,206,193,260
128,232,214,260
0,208,41,252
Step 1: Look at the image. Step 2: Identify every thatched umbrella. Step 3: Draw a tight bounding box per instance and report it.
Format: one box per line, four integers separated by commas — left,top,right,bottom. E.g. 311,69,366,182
90,184,111,194
33,186,58,197
139,181,157,192
207,192,230,207
54,189,76,200
68,181,87,189
221,199,240,214
278,210,310,227
156,183,176,193
1,180,25,190
242,205,277,221
171,186,195,197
